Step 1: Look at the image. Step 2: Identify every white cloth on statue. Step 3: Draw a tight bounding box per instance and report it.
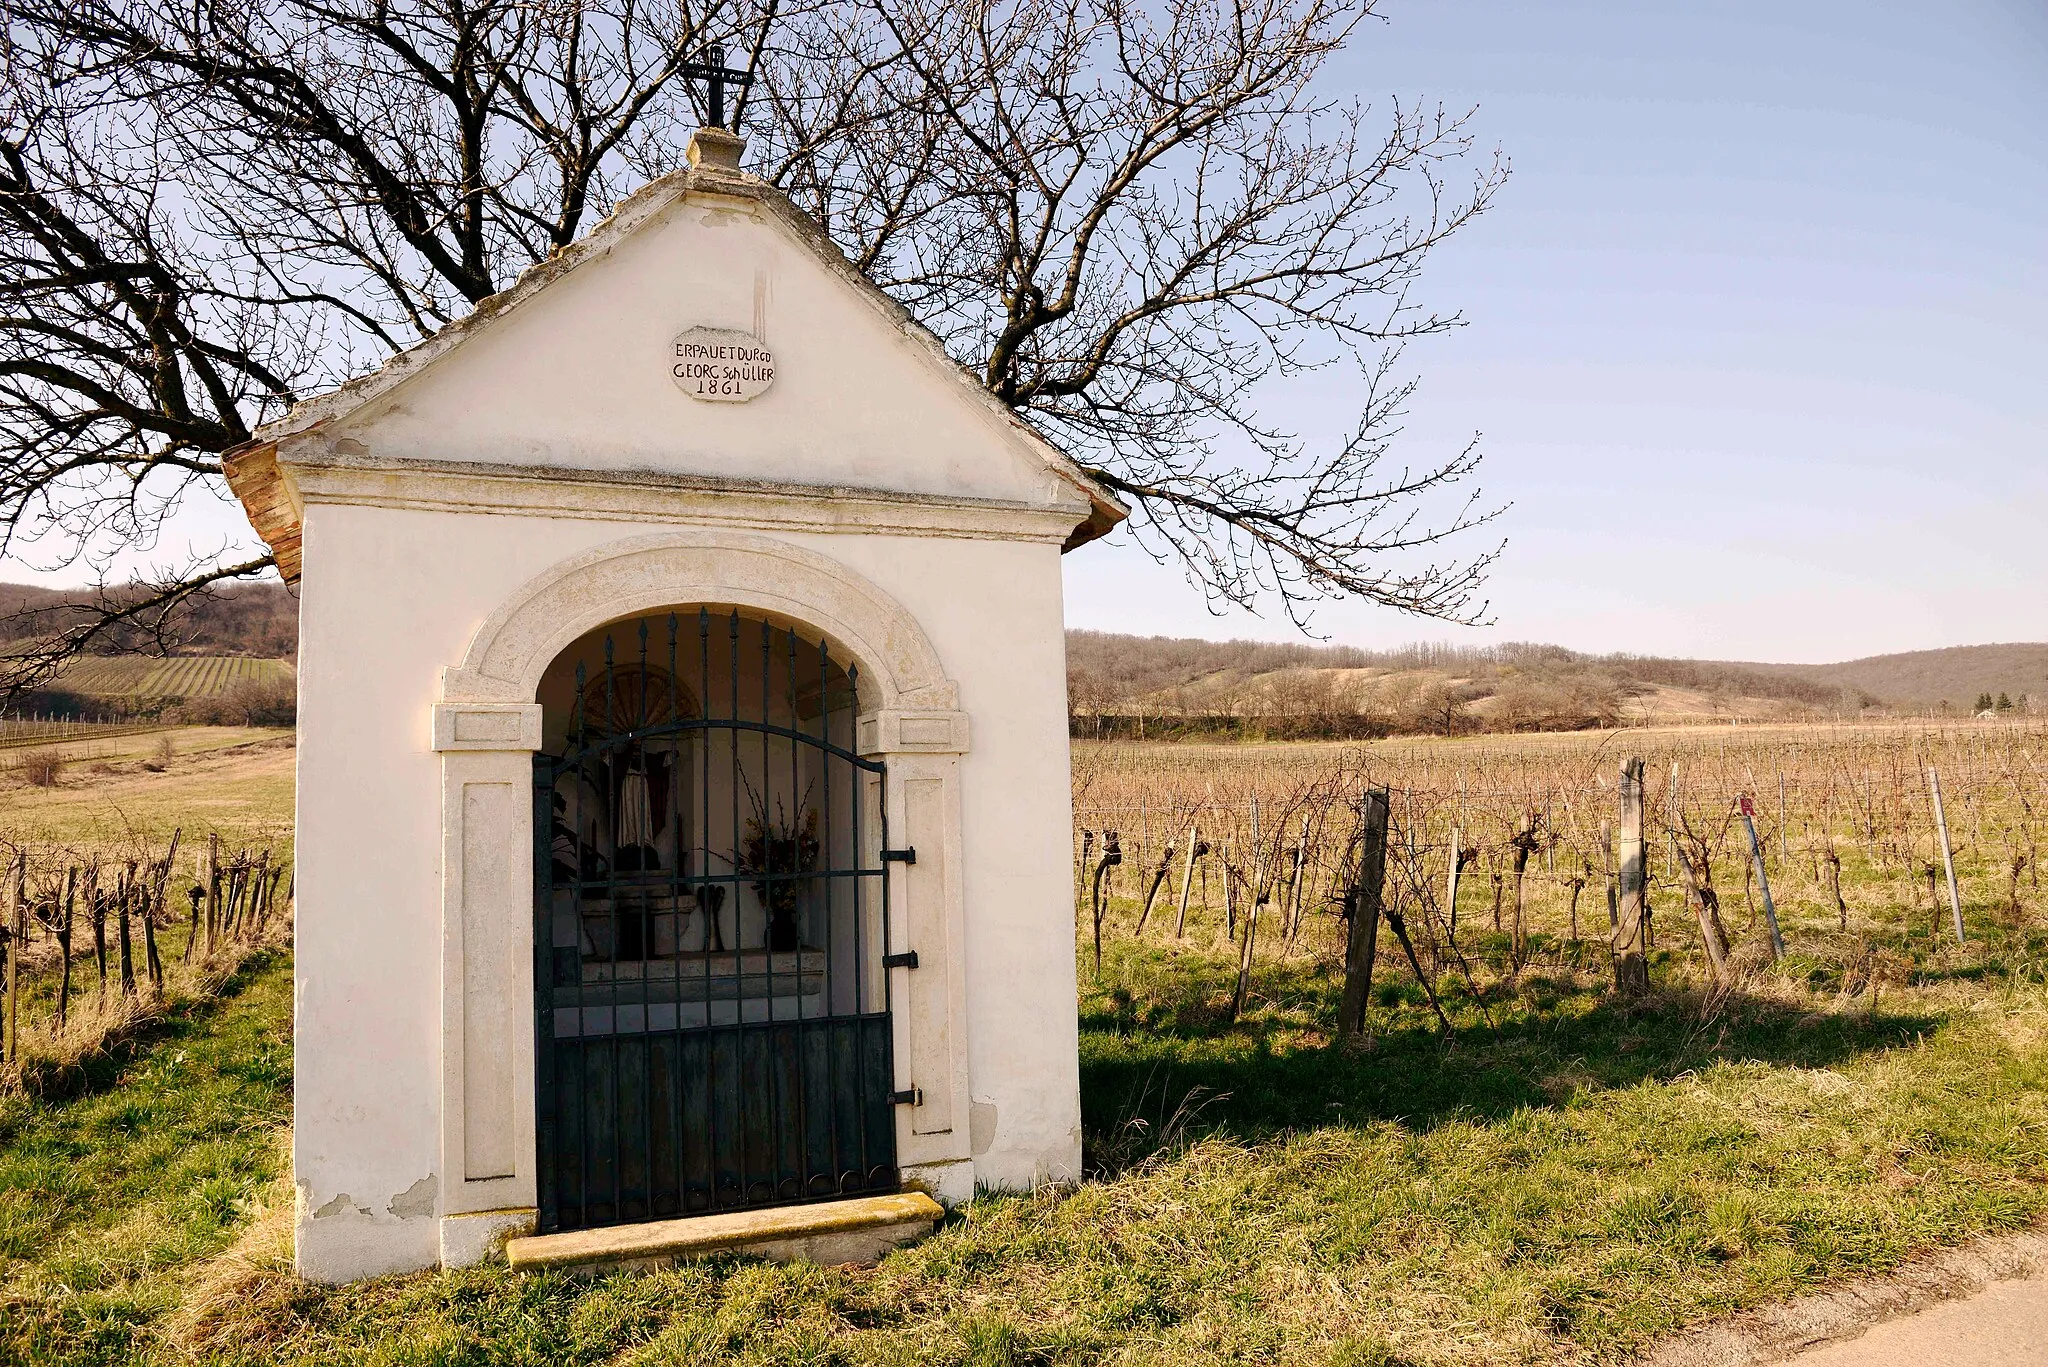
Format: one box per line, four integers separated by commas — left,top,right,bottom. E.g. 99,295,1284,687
616,769,655,850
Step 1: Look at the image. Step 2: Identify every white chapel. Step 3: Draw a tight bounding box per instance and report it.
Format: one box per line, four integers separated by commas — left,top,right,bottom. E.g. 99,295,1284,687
226,127,1123,1282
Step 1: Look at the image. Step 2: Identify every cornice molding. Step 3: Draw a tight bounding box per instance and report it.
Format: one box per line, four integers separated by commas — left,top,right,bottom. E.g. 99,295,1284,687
277,449,1086,546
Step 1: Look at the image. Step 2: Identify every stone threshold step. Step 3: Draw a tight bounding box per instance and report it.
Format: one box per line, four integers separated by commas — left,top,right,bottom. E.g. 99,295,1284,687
505,1191,945,1274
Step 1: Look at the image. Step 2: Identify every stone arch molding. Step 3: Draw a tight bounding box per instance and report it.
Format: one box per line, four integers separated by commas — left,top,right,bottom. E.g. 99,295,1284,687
441,528,959,713
427,528,974,1267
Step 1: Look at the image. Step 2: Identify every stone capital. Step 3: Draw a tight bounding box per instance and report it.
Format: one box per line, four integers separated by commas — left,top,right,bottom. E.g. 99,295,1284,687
432,702,544,752
857,709,970,757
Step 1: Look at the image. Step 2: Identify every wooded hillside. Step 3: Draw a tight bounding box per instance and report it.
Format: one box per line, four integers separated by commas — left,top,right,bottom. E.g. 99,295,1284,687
1786,643,2048,708
0,581,297,660
1068,630,2045,736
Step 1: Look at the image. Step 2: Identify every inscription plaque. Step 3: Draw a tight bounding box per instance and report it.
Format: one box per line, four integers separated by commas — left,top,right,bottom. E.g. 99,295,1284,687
669,326,775,402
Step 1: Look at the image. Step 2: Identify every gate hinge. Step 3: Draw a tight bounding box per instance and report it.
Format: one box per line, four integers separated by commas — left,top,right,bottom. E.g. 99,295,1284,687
882,847,917,865
890,1087,923,1107
883,950,919,970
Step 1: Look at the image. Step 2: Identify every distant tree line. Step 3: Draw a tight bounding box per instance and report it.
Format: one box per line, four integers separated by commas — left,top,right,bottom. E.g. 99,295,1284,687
1067,630,1882,739
0,582,297,661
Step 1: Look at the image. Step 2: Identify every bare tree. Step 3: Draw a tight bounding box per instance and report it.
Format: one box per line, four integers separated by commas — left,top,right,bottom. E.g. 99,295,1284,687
760,0,1507,625
0,0,1505,693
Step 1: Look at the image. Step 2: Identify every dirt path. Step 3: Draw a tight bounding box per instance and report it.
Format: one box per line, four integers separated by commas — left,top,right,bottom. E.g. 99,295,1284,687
1782,1269,2048,1365
1651,1229,2048,1366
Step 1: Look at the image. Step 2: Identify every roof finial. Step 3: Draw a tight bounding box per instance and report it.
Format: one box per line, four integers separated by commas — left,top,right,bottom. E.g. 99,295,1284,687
682,43,753,173
680,43,754,133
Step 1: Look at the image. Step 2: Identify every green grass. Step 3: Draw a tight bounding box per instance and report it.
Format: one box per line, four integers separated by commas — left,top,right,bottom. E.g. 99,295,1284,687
6,930,2047,1365
7,740,2048,1364
0,952,293,1365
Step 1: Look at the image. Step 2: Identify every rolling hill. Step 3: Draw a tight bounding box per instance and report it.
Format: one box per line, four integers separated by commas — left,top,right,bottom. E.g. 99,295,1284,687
0,580,297,659
53,655,296,705
1067,630,2046,734
1780,644,2048,708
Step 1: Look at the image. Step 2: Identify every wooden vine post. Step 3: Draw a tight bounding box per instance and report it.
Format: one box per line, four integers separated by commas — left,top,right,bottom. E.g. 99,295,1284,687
1335,786,1391,1044
1601,820,1618,933
116,862,135,996
1172,826,1202,939
1444,824,1462,944
3,851,21,1065
205,833,223,954
1929,765,1965,944
1284,818,1308,948
1737,795,1786,960
1230,799,1266,1020
1613,759,1650,997
56,867,76,1028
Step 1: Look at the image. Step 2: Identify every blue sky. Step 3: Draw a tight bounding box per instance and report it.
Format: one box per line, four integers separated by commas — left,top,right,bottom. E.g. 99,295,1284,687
1064,0,2048,662
24,1,2043,665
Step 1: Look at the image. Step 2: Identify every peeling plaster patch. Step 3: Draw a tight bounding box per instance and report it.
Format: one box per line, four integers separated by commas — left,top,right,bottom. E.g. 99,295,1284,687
970,1101,999,1156
312,1193,360,1219
389,1175,438,1220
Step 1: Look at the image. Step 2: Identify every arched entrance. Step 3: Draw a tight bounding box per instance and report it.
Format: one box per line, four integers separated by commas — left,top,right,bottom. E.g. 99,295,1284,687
531,606,900,1234
431,530,976,1262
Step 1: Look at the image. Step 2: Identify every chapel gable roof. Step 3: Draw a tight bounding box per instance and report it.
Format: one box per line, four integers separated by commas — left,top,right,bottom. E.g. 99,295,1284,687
224,135,1124,581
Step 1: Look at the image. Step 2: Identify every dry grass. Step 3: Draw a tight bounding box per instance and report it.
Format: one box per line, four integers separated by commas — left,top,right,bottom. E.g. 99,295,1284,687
4,917,291,1095
0,727,294,855
158,1134,300,1359
1072,720,2048,978
0,727,296,1093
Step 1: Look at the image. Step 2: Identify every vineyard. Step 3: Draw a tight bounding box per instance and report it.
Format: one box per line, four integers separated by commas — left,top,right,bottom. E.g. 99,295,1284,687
0,832,290,1091
51,655,293,705
0,717,157,751
1072,720,2048,1019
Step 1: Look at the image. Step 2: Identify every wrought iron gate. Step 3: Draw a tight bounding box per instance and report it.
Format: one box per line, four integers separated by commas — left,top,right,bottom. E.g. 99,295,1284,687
532,610,899,1235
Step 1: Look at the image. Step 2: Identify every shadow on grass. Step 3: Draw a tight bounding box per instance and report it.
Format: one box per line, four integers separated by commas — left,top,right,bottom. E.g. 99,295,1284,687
1077,941,1942,1171
5,946,286,1110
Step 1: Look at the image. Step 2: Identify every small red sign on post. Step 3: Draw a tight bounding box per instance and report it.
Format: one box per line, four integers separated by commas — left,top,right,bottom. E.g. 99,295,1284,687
1738,794,1755,818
